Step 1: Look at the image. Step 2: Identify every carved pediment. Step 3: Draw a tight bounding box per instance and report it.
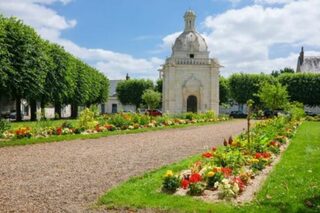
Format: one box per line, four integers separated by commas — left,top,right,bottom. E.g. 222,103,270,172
183,74,203,93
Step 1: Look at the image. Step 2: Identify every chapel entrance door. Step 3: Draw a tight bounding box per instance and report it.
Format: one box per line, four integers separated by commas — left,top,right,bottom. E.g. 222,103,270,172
187,95,197,113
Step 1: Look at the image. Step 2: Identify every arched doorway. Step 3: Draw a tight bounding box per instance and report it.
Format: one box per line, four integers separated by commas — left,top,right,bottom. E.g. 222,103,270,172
187,95,197,113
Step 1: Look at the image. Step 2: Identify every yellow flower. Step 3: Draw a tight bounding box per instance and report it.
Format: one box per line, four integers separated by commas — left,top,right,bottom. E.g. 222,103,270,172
207,171,215,177
251,159,259,163
165,170,173,177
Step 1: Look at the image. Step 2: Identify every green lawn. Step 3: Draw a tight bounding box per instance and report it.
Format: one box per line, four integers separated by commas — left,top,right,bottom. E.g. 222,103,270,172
98,121,320,212
0,120,230,148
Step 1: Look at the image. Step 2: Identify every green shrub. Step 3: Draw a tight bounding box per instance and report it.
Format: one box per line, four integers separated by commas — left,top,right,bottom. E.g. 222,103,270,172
139,114,151,125
162,175,180,194
79,108,98,129
204,111,216,120
188,182,205,196
0,119,10,137
61,121,74,129
286,102,305,121
108,114,130,127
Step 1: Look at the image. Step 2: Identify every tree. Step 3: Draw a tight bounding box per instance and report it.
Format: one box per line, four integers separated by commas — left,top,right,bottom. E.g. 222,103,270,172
43,44,76,119
0,16,10,93
155,79,163,93
70,60,90,118
219,77,229,105
116,79,154,109
142,89,161,109
257,81,289,113
279,73,320,107
4,17,47,121
271,67,295,77
229,73,273,106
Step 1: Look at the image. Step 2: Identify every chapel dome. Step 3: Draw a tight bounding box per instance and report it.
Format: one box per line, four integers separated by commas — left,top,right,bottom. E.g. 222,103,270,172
173,31,208,52
172,10,208,54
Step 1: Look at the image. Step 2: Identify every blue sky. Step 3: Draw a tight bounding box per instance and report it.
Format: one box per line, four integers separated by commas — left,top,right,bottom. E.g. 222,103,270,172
52,0,236,58
0,0,320,79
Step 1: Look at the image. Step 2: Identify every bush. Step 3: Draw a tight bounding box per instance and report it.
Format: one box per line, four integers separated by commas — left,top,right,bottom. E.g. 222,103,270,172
162,170,180,194
0,119,10,137
61,121,74,129
188,182,205,196
79,108,98,129
204,111,216,120
286,102,305,121
108,114,130,127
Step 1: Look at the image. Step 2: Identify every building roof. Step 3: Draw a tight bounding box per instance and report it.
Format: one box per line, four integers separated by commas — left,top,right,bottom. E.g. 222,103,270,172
301,56,320,73
109,80,122,97
297,47,320,73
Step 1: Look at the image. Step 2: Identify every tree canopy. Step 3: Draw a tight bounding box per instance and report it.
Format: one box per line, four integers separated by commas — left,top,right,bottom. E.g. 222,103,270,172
116,79,154,109
0,16,109,120
219,77,230,105
229,73,274,106
257,81,289,111
142,89,161,109
278,73,320,107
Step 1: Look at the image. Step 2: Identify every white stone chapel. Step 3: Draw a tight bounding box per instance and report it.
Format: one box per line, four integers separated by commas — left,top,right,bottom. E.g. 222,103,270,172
159,10,221,114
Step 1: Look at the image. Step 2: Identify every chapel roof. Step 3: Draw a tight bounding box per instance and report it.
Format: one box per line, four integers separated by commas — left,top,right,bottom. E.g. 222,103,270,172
297,47,320,73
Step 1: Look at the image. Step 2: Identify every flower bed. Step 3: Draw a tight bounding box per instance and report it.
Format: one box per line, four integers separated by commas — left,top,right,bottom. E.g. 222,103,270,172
0,110,229,141
161,116,301,201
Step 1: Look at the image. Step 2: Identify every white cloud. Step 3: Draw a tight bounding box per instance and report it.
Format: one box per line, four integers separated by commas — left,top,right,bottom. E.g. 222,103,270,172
0,0,162,80
160,0,320,75
254,0,298,5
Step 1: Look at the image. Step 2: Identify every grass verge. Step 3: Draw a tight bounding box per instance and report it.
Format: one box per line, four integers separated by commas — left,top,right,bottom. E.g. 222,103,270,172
98,121,320,213
0,120,231,148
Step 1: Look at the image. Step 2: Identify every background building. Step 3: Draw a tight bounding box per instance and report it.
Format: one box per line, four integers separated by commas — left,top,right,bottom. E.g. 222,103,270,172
297,47,320,73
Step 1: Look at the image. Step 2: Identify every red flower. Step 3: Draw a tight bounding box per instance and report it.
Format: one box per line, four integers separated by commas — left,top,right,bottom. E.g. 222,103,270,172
255,153,263,159
262,152,271,158
181,179,189,189
56,127,62,135
255,152,271,159
189,173,202,183
211,147,217,152
221,167,232,177
202,152,213,158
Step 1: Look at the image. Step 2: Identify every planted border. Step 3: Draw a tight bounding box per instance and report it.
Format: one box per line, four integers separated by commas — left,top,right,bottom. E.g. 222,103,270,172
0,111,230,148
161,117,300,201
98,119,319,213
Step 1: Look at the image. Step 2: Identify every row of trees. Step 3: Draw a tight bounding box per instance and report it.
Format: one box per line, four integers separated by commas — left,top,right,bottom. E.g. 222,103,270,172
116,79,162,109
115,71,320,112
223,72,320,108
0,16,109,121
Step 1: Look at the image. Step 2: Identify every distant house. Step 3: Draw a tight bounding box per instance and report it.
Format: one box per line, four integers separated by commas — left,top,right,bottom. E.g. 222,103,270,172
100,76,136,114
297,47,320,73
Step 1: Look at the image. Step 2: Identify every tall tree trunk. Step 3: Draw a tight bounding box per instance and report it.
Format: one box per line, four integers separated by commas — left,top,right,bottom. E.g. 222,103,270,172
16,98,22,121
54,102,62,119
30,99,37,121
41,101,46,119
71,103,78,119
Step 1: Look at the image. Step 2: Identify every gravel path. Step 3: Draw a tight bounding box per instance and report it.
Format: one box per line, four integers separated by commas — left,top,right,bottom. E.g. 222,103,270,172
0,120,247,212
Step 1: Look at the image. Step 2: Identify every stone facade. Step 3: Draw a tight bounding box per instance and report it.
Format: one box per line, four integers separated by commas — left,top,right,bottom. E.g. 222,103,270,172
160,10,221,114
